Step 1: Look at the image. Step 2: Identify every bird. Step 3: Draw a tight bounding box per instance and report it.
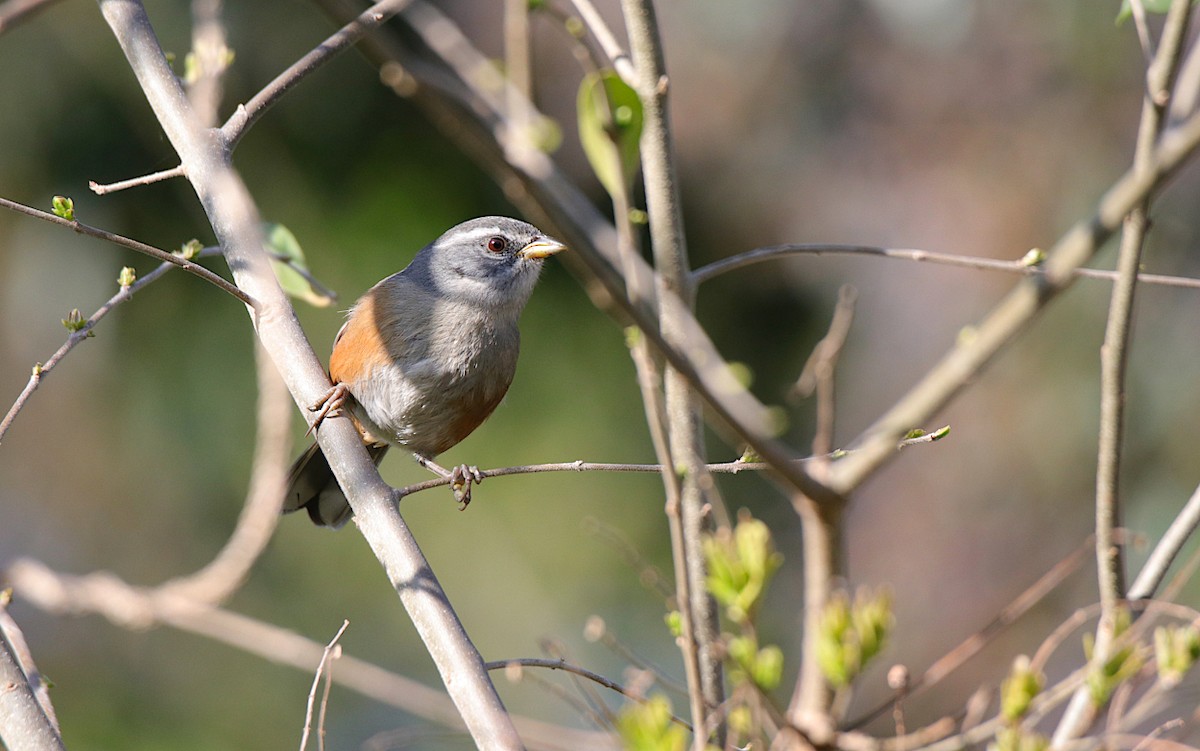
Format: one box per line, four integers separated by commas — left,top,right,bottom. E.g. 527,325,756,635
283,216,567,527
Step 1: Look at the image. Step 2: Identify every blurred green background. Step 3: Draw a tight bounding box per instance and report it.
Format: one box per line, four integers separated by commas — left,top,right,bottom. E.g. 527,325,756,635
3,1,1200,748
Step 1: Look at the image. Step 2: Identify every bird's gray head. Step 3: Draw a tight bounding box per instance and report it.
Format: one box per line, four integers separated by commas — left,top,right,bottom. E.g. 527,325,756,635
406,216,566,312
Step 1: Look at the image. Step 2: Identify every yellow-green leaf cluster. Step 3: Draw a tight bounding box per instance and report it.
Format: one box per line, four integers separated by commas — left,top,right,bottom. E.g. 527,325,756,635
816,588,893,688
1083,607,1144,705
703,513,783,625
617,695,686,751
1154,624,1200,688
728,634,784,691
999,656,1042,722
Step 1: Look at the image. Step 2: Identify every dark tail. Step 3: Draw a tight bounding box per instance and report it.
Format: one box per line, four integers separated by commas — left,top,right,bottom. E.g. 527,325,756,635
284,442,389,528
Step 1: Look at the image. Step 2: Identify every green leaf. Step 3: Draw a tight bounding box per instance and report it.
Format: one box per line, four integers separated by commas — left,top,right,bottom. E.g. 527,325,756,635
577,70,643,198
265,223,335,308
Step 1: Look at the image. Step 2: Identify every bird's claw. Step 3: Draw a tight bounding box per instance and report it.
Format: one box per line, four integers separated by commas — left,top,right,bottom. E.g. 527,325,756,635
306,383,349,436
450,464,484,510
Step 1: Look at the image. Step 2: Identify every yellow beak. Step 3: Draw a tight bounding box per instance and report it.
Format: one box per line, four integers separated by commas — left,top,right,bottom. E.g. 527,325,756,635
517,238,568,260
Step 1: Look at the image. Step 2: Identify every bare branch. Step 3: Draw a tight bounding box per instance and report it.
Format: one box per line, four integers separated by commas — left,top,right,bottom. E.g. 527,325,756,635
90,166,186,195
692,243,1200,292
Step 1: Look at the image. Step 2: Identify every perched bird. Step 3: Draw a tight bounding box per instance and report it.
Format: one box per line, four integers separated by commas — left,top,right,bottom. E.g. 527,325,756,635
284,216,566,527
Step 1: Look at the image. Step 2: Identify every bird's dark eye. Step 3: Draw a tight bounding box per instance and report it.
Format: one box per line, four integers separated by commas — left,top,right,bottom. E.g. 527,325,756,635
486,236,507,253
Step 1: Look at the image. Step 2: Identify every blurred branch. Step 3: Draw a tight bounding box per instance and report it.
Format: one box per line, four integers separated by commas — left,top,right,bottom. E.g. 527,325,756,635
3,558,613,751
692,243,1200,292
0,0,60,35
561,0,635,83
0,196,251,304
186,0,228,127
0,591,63,751
1058,0,1192,742
94,1,521,746
157,339,292,604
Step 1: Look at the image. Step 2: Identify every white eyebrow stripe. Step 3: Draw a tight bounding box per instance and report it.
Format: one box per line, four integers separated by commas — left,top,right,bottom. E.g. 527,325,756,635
449,225,510,244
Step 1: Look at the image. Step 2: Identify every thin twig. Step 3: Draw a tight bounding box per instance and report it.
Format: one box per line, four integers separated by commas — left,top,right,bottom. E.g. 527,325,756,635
299,620,349,751
90,165,186,195
692,243,1200,291
0,195,252,305
394,443,947,497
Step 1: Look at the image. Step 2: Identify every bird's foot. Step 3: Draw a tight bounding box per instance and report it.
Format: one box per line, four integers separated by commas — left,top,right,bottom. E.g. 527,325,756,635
306,382,350,436
416,455,483,510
